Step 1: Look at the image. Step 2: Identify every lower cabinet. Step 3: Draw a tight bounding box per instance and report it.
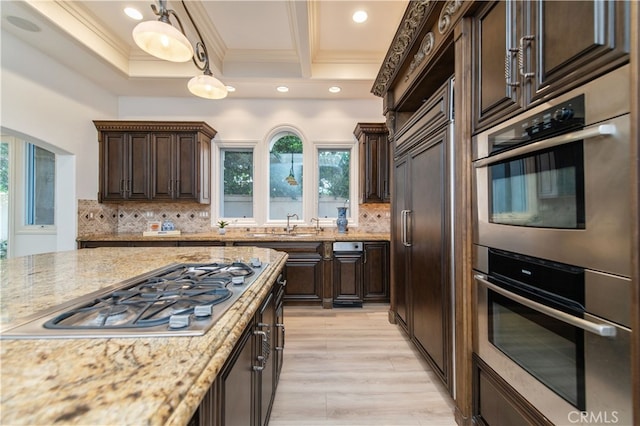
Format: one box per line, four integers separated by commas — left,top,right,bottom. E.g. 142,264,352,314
190,274,286,426
333,242,390,306
362,242,389,303
333,250,364,307
235,242,324,305
472,354,552,426
79,239,388,307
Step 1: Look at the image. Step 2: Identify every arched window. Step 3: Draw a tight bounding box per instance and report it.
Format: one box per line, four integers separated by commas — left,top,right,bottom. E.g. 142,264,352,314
269,132,303,220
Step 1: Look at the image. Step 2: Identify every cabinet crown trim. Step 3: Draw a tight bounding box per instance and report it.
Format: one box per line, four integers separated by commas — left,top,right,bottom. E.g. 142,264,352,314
354,123,389,137
371,1,434,97
93,121,217,139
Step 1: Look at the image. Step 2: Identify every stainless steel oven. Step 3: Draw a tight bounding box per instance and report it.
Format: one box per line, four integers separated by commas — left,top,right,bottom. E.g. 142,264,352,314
473,65,631,277
474,247,631,426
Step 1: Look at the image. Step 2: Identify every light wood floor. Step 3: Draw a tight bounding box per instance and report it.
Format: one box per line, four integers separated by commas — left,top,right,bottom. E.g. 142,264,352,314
269,305,457,426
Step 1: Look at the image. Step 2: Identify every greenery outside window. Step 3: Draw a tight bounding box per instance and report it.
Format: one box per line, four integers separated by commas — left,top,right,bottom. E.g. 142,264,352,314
269,133,303,220
221,149,253,218
318,149,350,218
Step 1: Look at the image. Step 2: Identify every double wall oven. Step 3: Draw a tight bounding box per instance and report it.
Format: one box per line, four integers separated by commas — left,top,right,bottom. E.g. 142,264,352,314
472,65,632,425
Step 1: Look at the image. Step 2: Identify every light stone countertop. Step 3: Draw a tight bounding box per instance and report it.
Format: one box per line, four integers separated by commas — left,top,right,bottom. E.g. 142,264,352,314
0,246,288,425
77,229,390,243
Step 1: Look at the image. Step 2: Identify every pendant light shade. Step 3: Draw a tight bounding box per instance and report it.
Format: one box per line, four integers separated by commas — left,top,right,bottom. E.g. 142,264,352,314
132,19,193,62
188,73,228,99
133,1,228,99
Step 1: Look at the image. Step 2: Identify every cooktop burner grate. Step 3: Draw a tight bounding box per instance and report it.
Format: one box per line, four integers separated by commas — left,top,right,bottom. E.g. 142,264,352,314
0,261,268,339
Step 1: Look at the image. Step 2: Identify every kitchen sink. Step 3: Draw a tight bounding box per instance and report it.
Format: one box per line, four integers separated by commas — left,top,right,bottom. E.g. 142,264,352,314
246,232,316,238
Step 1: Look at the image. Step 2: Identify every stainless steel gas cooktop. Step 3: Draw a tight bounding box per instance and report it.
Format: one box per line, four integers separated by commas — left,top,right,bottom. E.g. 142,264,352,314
0,260,267,339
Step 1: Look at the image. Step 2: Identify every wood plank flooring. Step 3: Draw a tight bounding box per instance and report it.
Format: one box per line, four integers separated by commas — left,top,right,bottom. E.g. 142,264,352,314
269,305,457,426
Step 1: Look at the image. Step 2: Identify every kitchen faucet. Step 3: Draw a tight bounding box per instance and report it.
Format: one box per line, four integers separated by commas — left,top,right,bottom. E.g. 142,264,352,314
311,217,321,234
286,213,299,233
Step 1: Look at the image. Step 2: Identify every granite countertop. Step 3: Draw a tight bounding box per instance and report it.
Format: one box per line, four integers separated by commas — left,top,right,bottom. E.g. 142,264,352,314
0,247,288,425
77,229,390,243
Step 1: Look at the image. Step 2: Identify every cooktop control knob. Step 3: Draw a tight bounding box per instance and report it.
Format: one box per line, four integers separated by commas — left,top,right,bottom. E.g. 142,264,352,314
169,314,191,329
553,107,574,122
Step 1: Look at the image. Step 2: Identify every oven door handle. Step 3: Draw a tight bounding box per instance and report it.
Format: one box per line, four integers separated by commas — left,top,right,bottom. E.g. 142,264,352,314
474,274,617,337
474,124,616,168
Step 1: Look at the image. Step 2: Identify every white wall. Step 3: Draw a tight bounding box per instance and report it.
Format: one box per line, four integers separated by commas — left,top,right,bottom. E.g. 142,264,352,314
1,30,118,256
118,97,385,143
1,29,386,256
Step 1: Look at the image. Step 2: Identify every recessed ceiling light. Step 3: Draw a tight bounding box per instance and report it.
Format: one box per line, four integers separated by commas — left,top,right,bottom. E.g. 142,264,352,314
329,86,341,93
276,86,289,93
226,86,236,92
352,10,368,23
124,7,143,21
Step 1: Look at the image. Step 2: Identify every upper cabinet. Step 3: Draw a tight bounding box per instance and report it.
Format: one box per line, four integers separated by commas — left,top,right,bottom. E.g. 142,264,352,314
94,121,216,204
354,123,390,203
473,0,630,132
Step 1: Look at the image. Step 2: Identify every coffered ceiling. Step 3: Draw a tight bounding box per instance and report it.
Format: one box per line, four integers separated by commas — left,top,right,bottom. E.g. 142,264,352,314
1,0,409,99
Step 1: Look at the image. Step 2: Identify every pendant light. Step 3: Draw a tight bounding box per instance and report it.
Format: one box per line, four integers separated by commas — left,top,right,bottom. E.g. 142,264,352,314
133,0,228,99
285,153,298,186
132,1,193,62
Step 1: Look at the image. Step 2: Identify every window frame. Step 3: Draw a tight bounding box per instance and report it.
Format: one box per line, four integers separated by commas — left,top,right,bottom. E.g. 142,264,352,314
212,130,358,229
219,147,255,221
13,140,57,234
213,140,260,228
313,142,358,228
267,129,304,223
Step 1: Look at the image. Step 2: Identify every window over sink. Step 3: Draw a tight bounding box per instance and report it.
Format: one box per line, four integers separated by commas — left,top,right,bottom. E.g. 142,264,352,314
215,125,356,228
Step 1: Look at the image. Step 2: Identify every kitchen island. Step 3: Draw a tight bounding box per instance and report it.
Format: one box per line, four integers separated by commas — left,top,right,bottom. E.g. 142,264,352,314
0,246,287,425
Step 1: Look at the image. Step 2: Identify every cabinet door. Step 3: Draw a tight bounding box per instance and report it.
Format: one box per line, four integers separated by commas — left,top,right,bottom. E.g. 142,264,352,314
356,123,389,203
409,129,449,383
333,252,364,305
527,0,630,103
257,293,275,426
100,132,150,201
473,354,552,426
234,242,325,305
127,133,151,200
100,132,127,201
151,133,175,200
392,156,409,329
214,326,254,426
284,255,324,304
473,0,524,132
363,242,389,302
175,133,199,200
274,275,285,383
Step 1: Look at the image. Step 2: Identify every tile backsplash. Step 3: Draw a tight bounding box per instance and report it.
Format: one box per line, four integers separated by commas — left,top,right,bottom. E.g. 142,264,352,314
77,200,390,236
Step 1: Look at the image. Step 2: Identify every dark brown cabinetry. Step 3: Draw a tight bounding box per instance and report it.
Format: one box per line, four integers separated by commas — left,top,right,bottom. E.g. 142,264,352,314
79,239,388,308
392,79,453,392
256,292,276,426
94,121,216,203
98,132,151,201
472,354,552,426
333,249,363,307
192,275,285,426
354,123,390,203
473,0,629,132
362,242,390,303
333,242,390,306
235,241,324,306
